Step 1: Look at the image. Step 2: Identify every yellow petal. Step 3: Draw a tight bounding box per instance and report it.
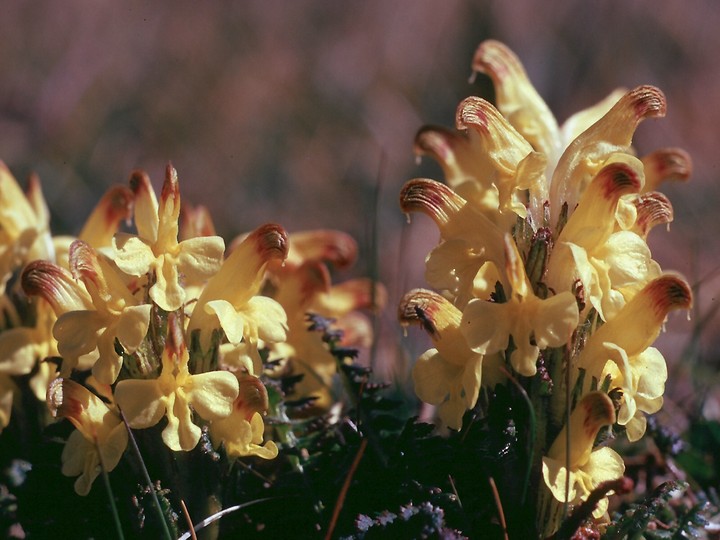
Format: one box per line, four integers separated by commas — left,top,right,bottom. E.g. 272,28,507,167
542,457,578,503
206,299,246,344
79,185,133,248
244,296,288,344
116,304,152,353
412,349,456,405
185,371,239,420
112,234,156,276
0,161,38,238
547,391,615,469
91,330,123,385
22,260,93,314
641,147,692,193
0,327,38,375
53,311,104,359
163,392,200,451
461,299,511,355
150,255,185,311
176,236,225,283
128,170,159,244
0,375,14,430
531,292,579,349
578,274,691,373
114,379,166,429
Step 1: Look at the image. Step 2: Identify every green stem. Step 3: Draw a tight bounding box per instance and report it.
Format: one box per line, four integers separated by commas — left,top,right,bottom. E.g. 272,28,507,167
120,411,173,540
95,440,125,540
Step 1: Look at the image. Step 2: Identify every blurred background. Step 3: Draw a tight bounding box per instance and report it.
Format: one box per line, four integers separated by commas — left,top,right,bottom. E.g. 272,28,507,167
1,0,719,414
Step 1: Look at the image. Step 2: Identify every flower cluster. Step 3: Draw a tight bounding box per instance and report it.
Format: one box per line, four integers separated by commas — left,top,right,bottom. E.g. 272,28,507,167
399,40,692,535
0,161,380,501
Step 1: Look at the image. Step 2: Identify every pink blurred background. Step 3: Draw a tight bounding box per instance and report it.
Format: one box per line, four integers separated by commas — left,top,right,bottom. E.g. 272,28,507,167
1,1,719,410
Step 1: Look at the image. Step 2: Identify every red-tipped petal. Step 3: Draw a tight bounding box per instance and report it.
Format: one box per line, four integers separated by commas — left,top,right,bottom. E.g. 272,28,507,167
399,178,465,227
641,148,692,192
79,185,133,248
633,192,674,238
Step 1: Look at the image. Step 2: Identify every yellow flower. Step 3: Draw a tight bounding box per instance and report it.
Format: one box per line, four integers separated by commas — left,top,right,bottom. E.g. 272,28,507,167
399,178,506,307
399,289,484,430
414,95,546,228
0,163,54,293
187,223,289,361
209,371,278,459
470,41,667,227
21,259,98,375
267,228,358,272
461,234,579,376
541,392,624,527
0,297,58,400
112,166,225,312
114,314,239,452
576,274,692,440
269,256,384,409
53,184,134,264
545,157,660,320
52,240,152,384
46,377,128,496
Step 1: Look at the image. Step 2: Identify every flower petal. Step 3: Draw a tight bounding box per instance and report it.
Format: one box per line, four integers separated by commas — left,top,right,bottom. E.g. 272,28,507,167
244,296,288,344
115,304,152,353
162,392,200,451
114,379,166,429
176,236,225,283
412,349,456,405
185,371,239,420
112,234,155,276
53,311,104,359
206,299,245,344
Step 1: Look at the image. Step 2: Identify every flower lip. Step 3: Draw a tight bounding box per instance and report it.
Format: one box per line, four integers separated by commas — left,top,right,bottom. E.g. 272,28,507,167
249,223,290,263
161,163,180,205
455,96,498,133
128,169,153,197
68,240,99,285
399,178,464,225
471,39,522,83
413,125,457,163
634,192,673,237
642,148,692,192
597,161,643,200
646,274,693,316
398,288,459,339
628,85,667,120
